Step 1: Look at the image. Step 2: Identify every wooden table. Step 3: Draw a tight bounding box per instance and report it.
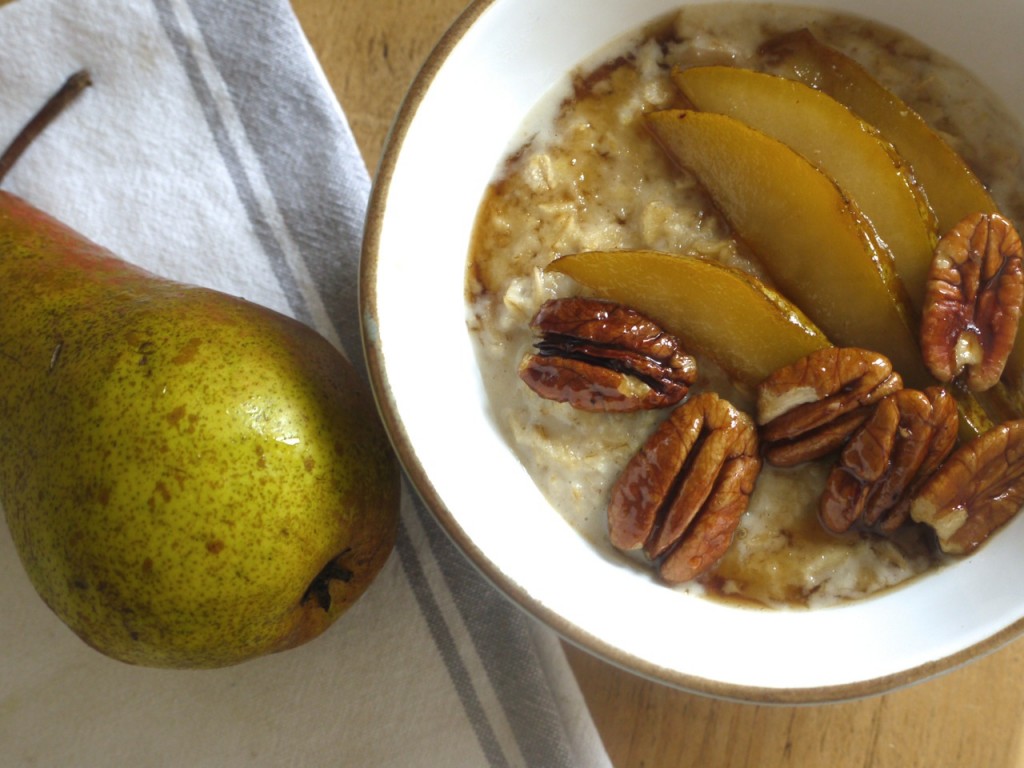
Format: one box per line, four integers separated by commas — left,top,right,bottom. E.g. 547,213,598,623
290,1,1024,765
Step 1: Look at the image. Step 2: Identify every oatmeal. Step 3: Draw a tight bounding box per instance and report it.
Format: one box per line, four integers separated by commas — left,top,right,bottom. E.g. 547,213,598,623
466,3,1024,607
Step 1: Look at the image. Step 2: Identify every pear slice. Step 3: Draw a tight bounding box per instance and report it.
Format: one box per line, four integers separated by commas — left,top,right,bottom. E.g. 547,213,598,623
646,109,931,388
548,250,830,386
760,29,998,234
673,65,937,312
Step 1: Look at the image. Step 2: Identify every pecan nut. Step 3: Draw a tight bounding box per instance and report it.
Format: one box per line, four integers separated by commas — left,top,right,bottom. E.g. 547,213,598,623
910,419,1024,554
819,387,958,535
756,347,903,466
607,392,761,583
920,212,1024,391
519,297,697,411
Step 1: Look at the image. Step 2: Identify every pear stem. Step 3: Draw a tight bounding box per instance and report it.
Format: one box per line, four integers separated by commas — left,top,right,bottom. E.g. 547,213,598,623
0,69,92,186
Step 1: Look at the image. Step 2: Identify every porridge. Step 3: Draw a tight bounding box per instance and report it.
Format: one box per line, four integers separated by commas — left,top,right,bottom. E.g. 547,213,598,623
465,3,1024,607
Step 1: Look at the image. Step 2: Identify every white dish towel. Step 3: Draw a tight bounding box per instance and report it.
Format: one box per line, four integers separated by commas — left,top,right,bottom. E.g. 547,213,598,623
0,1,613,765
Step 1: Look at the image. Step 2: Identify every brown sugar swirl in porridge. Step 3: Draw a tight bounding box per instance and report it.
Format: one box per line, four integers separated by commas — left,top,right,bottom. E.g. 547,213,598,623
465,3,1024,608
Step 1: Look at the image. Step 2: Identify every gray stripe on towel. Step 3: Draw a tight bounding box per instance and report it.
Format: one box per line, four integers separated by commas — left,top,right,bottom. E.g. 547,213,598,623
151,0,315,329
164,0,369,366
397,501,512,768
411,498,576,768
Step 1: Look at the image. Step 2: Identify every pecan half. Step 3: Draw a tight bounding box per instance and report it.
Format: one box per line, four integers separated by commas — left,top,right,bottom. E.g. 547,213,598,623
910,419,1024,554
519,297,698,412
608,392,761,583
756,347,903,466
819,387,958,535
920,212,1024,391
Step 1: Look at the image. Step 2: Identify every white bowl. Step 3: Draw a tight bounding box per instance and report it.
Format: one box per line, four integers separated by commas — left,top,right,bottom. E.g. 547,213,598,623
361,0,1024,702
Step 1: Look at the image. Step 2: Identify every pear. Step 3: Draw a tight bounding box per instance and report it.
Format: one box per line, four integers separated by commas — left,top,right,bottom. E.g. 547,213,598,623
0,73,400,667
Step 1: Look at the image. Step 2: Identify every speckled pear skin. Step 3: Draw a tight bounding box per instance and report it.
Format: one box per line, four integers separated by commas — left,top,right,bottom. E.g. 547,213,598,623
0,191,400,668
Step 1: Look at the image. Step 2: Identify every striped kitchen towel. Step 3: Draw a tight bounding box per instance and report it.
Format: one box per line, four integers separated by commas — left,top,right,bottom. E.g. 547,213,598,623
0,1,612,766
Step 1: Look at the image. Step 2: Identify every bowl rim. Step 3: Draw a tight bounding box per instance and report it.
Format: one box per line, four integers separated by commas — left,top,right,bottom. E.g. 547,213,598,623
360,0,1024,703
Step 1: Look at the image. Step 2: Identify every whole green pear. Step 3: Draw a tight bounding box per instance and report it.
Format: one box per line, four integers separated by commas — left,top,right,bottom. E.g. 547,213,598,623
0,191,400,668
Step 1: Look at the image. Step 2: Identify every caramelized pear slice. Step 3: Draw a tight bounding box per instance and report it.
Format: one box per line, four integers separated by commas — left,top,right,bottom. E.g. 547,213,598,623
646,109,930,388
548,250,829,386
760,29,998,233
674,65,937,312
